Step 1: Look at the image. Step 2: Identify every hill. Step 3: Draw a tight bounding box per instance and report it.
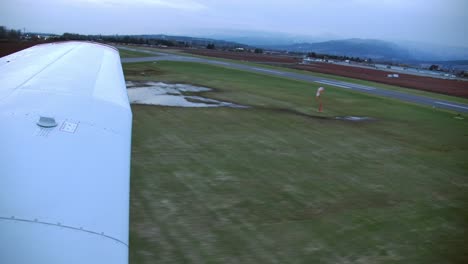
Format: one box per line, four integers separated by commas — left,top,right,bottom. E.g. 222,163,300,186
266,39,411,61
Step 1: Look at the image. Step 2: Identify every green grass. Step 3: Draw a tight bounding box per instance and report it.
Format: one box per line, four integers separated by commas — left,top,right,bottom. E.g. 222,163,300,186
118,48,155,58
121,45,468,105
126,61,468,264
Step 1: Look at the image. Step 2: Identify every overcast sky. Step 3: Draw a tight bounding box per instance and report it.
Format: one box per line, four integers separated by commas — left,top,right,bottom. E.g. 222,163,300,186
1,0,467,47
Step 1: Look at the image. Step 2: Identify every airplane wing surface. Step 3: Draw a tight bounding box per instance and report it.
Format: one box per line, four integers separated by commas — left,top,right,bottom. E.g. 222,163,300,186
0,42,132,264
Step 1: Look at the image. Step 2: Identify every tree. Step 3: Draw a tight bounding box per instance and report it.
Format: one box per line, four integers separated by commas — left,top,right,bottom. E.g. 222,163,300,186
0,26,22,40
307,52,317,58
0,26,6,39
429,64,439,71
206,43,215,49
254,48,263,54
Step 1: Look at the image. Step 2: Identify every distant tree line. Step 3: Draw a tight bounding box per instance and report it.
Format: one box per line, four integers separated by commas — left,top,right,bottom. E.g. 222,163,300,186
0,26,22,40
429,64,439,71
59,33,180,47
307,51,371,63
59,33,258,51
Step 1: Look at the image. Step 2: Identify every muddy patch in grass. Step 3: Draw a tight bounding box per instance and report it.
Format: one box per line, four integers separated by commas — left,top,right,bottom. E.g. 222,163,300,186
124,69,165,77
127,81,247,108
260,108,376,123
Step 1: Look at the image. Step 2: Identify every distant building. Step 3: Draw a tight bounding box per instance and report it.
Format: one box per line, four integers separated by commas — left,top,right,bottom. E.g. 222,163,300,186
302,57,313,64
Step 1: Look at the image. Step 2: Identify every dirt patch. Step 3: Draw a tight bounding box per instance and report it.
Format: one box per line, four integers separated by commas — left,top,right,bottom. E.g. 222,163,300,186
264,107,331,120
123,69,165,77
260,107,376,123
293,63,468,98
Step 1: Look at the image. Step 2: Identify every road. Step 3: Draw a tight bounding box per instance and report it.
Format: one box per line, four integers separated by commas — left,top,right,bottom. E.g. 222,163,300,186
119,46,468,113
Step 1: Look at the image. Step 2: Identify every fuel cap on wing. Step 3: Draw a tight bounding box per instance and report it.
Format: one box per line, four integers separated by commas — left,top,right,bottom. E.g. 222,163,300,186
37,116,58,128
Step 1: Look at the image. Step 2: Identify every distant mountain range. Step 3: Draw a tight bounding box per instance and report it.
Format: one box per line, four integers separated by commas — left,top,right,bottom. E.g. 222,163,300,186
265,39,468,62
198,30,468,62
155,33,468,63
200,30,338,46
265,39,411,61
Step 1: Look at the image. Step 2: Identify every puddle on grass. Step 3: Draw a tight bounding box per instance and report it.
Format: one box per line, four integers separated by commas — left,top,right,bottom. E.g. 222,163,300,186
335,116,374,121
126,81,246,108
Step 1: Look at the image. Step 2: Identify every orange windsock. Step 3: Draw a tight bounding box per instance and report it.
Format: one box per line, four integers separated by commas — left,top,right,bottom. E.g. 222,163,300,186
315,87,325,112
316,87,325,97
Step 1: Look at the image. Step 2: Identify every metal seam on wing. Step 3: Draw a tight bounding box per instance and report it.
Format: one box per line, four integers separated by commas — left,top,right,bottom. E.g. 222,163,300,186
0,44,80,104
0,216,128,247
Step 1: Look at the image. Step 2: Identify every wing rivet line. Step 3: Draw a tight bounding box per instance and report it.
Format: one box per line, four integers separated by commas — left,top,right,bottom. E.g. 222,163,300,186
0,216,128,247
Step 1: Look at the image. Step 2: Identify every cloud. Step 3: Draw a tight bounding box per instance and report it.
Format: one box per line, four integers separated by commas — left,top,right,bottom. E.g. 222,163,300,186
68,0,207,10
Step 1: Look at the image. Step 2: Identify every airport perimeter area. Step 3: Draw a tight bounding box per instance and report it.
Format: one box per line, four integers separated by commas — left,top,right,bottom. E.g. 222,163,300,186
122,49,468,264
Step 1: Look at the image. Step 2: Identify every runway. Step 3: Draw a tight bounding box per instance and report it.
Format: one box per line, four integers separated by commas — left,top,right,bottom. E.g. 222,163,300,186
120,47,468,113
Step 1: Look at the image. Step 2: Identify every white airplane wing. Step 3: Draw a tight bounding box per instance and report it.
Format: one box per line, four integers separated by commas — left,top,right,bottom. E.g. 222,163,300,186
0,42,132,263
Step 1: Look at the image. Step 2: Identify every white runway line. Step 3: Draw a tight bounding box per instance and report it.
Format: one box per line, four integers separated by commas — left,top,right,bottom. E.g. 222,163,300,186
435,101,468,110
341,83,376,91
315,81,353,89
211,61,230,65
252,67,285,75
316,80,375,91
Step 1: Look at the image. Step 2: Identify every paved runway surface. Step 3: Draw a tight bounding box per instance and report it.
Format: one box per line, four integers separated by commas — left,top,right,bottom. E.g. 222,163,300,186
120,47,468,113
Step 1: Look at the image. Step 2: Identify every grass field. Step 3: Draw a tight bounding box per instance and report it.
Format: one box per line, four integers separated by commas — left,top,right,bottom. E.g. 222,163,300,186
119,48,154,58
124,61,468,264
